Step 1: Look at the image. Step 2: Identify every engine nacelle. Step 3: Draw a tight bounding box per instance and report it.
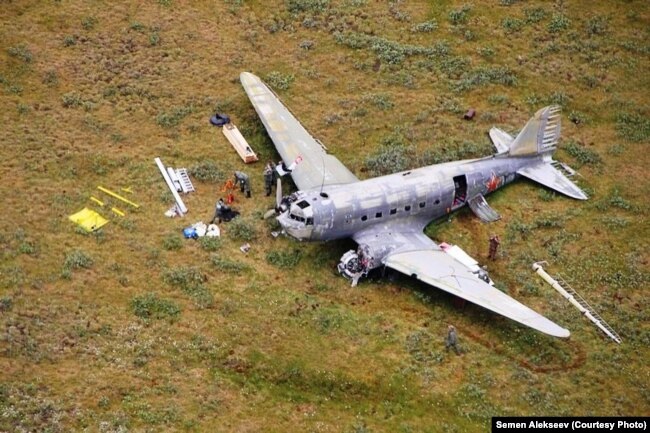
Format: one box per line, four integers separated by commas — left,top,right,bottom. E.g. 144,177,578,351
337,244,374,286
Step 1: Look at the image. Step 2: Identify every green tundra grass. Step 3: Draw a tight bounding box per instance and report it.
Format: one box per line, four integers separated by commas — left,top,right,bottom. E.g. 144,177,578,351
0,1,648,431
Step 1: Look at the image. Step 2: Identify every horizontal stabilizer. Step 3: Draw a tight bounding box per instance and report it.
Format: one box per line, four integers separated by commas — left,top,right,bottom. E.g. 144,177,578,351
468,194,501,222
488,127,512,154
518,162,588,200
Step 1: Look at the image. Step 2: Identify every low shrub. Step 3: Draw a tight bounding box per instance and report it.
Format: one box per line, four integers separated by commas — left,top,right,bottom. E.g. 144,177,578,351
412,20,437,33
162,266,206,289
564,141,602,166
586,15,609,36
189,160,224,183
81,16,97,30
266,249,303,268
548,14,570,33
131,293,180,321
7,45,33,63
199,237,221,251
63,249,93,270
448,5,471,25
265,71,295,91
362,93,393,110
228,217,257,241
211,255,248,272
156,105,193,127
286,0,329,14
162,267,213,308
62,92,83,108
615,112,650,142
524,7,546,24
162,234,182,251
502,17,524,34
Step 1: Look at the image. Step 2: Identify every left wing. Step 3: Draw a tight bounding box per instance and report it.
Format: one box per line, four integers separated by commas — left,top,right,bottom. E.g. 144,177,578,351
240,72,359,191
354,228,569,338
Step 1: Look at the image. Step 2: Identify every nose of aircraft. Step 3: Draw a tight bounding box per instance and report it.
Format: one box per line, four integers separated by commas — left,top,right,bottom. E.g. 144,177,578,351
277,206,313,241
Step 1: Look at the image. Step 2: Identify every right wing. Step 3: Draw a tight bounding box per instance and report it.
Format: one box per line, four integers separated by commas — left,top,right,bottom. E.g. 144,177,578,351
354,228,570,338
240,72,359,191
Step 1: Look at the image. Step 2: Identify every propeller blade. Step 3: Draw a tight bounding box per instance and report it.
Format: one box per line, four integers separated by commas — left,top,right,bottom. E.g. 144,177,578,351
263,209,277,219
276,178,282,209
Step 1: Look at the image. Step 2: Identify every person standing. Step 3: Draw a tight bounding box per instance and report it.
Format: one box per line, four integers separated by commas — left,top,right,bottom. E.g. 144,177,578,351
445,325,460,355
234,171,251,198
488,234,501,260
263,161,275,197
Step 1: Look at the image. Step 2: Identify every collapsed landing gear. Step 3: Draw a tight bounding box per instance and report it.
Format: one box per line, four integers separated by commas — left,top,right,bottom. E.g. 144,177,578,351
337,244,373,287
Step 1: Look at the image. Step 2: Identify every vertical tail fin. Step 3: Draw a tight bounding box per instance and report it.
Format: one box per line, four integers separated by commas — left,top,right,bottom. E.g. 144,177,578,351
509,105,561,156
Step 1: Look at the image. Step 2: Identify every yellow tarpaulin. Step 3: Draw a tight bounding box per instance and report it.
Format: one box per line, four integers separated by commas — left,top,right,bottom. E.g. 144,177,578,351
69,208,109,232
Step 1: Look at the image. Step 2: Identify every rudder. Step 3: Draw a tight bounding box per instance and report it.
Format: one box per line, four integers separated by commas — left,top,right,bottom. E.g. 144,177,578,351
509,105,561,156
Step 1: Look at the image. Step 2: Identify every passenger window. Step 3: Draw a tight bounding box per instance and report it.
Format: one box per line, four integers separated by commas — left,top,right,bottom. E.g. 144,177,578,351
419,202,425,208
405,205,411,212
376,212,383,218
390,208,397,215
434,199,440,205
361,215,368,221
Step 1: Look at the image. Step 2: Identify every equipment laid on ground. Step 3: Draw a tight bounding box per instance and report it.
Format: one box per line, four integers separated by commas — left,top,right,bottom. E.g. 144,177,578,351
155,157,188,215
210,113,231,126
97,186,140,208
222,123,258,163
69,208,109,232
166,167,195,193
532,262,622,344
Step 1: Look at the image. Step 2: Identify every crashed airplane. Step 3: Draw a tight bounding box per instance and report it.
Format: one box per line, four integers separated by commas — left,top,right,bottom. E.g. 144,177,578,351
240,71,588,338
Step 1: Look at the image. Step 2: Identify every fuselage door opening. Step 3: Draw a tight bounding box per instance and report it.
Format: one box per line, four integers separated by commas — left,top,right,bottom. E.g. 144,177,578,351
452,175,468,209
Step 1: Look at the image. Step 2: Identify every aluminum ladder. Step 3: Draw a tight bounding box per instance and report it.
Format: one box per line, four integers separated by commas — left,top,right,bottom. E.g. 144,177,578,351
176,168,195,193
554,273,622,344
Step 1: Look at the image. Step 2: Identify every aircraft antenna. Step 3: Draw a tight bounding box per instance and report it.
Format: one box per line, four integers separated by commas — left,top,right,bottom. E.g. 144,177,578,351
532,262,622,344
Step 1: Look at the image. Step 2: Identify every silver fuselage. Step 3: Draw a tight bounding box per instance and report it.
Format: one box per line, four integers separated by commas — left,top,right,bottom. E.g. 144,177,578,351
279,153,542,241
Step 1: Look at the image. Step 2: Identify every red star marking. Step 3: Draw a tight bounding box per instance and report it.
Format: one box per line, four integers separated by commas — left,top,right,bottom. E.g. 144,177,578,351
486,173,500,192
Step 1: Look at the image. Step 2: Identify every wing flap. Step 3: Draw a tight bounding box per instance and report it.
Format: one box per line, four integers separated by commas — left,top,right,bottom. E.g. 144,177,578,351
240,72,358,191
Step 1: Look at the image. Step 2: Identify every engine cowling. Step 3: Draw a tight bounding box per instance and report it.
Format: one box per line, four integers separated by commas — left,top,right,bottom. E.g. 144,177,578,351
337,244,375,284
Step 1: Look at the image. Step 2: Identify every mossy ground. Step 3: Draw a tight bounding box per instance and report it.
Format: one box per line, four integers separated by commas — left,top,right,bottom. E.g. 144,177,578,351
0,1,648,431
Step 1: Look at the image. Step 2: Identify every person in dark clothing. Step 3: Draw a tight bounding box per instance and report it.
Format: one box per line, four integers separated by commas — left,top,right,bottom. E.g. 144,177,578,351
210,198,239,224
488,234,501,260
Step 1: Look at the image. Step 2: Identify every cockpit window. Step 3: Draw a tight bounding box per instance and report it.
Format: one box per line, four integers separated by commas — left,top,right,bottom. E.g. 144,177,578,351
289,213,305,223
306,217,313,226
296,200,310,209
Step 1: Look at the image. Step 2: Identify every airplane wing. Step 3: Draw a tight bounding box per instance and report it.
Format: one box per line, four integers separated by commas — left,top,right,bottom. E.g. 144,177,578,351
240,72,359,191
353,228,570,338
